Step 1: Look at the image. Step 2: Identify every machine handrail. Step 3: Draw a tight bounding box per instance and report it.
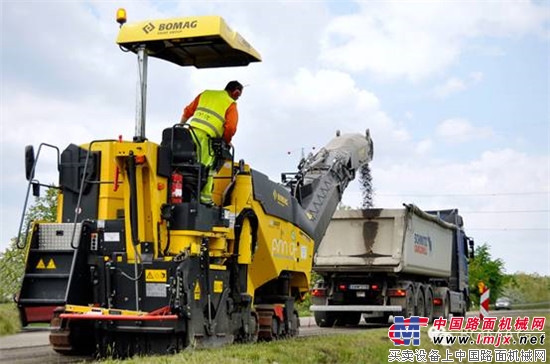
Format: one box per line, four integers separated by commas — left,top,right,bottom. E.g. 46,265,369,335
16,143,60,249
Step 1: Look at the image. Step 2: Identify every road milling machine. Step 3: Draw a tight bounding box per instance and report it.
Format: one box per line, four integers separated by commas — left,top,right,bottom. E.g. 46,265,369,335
15,10,373,357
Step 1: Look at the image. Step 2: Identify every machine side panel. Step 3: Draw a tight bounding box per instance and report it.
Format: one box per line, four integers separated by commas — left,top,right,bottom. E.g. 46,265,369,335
251,169,313,237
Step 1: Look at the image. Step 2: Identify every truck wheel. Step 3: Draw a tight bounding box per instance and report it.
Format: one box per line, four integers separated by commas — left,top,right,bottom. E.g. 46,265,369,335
402,287,415,317
314,311,335,328
443,295,451,319
424,288,434,321
415,290,426,317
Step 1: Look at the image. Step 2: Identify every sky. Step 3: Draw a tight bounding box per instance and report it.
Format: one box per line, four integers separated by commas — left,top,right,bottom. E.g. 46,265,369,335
1,1,549,275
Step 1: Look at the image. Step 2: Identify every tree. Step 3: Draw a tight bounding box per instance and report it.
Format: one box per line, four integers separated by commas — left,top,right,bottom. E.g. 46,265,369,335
502,273,550,304
0,187,58,302
468,243,509,307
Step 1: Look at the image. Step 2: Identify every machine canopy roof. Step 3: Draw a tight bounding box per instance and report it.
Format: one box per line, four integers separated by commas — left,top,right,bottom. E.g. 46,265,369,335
117,16,261,68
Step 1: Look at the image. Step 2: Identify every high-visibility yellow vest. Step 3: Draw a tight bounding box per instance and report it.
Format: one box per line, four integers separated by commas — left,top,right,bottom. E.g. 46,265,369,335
188,90,234,138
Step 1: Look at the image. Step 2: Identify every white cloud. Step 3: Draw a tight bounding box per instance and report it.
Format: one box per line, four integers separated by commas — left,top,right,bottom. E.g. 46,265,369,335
433,72,484,98
469,71,484,83
436,118,494,143
320,1,549,81
433,77,467,98
433,71,483,99
415,139,433,155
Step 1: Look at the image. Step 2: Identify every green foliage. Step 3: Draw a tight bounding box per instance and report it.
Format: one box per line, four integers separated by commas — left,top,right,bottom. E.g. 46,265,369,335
468,243,509,307
295,272,320,317
0,187,58,303
24,186,58,223
0,238,26,303
0,303,20,336
502,272,550,304
296,293,312,317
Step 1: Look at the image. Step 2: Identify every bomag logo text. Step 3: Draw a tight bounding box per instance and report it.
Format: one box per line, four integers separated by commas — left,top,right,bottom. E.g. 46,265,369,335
158,21,198,31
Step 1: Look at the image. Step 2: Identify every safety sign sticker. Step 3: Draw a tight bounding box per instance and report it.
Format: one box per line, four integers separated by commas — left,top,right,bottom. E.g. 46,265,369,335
145,269,167,282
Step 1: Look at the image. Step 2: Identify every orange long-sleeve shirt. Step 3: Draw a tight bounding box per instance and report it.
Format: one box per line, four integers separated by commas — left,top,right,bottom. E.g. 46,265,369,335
182,93,239,144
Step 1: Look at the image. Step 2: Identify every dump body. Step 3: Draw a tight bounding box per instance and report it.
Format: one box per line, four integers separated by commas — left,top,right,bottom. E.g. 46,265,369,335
315,207,456,277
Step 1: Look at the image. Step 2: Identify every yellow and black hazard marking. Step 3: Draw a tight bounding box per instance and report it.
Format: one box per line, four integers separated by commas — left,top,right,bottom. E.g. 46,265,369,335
36,258,56,270
194,281,201,300
46,259,56,269
145,269,167,283
213,280,223,293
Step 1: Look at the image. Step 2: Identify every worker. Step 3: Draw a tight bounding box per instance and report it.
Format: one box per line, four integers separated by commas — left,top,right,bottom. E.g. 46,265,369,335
180,80,243,205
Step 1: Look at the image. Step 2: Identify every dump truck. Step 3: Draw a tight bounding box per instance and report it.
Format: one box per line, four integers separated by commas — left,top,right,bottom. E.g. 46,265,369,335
14,10,373,357
310,204,474,326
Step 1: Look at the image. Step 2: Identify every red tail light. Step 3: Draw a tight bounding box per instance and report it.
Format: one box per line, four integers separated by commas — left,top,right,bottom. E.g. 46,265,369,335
311,289,326,297
371,284,379,290
388,289,407,297
338,284,347,291
433,298,443,306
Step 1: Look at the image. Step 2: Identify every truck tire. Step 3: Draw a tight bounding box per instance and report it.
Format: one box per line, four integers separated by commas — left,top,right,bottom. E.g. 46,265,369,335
314,311,335,328
403,287,415,317
424,288,434,321
415,290,425,317
443,295,451,319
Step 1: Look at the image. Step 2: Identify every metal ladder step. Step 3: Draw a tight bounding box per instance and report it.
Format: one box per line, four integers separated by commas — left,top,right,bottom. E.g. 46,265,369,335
17,298,66,305
29,248,75,254
24,273,71,279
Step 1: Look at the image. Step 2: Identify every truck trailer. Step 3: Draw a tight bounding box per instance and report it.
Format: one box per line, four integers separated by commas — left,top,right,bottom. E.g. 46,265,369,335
310,204,474,326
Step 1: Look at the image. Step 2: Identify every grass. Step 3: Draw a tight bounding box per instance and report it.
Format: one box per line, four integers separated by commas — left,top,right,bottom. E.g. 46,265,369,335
102,313,550,364
103,331,394,364
0,302,20,336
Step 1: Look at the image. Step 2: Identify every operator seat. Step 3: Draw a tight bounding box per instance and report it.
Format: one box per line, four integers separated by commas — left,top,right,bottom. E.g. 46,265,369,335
160,126,206,203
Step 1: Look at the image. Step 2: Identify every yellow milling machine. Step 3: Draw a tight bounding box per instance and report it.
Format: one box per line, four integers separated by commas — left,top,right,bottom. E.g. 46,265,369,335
15,10,373,357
